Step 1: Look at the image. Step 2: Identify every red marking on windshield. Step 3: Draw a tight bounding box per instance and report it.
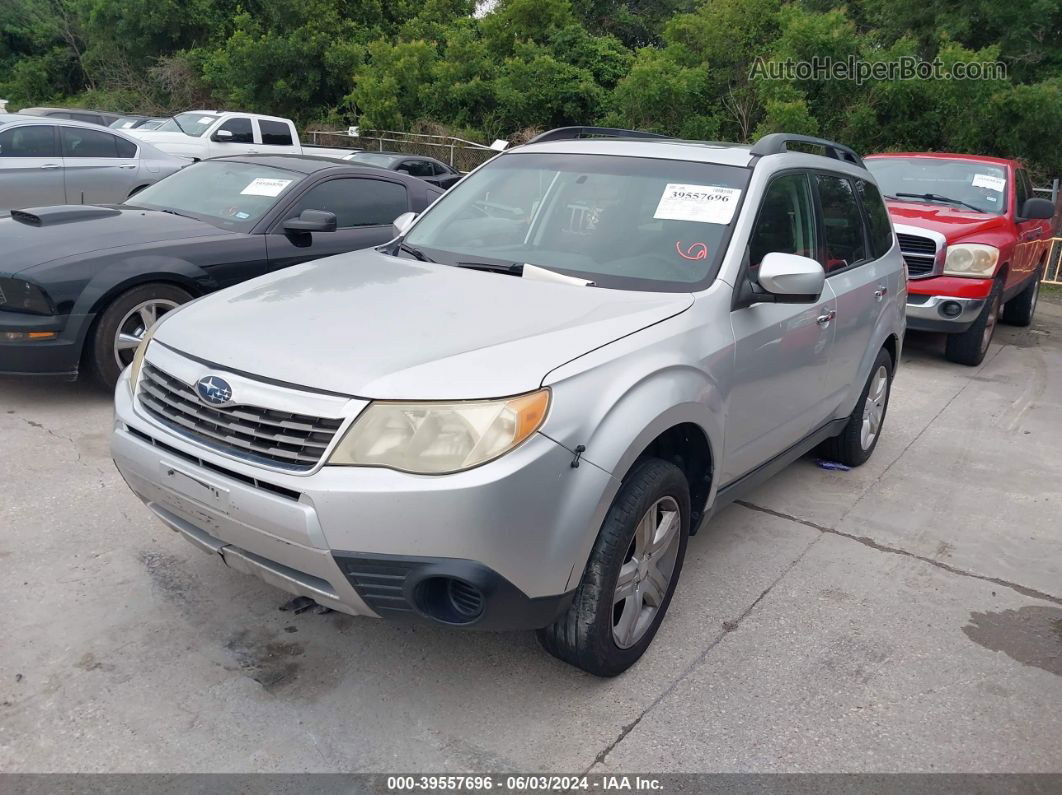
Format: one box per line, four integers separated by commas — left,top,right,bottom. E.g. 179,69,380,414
675,241,708,261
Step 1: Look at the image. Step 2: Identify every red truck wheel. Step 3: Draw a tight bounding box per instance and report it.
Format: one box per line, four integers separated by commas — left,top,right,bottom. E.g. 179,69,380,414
945,279,1001,366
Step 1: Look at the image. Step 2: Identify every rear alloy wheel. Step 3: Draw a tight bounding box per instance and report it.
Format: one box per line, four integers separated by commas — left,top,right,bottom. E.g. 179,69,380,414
817,346,893,467
537,458,690,676
88,283,191,389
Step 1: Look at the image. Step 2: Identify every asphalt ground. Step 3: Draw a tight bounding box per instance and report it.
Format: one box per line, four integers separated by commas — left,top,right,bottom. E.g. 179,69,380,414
1,301,1060,773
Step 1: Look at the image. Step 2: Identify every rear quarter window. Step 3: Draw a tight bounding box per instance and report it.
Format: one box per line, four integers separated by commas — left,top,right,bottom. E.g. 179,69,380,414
856,179,894,260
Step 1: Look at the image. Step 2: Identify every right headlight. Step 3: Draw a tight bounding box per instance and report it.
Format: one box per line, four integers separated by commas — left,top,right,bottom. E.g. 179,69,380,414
327,389,550,474
943,244,999,277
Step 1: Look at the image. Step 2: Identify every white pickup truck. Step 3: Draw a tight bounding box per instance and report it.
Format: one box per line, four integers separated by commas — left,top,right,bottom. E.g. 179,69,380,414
128,110,357,161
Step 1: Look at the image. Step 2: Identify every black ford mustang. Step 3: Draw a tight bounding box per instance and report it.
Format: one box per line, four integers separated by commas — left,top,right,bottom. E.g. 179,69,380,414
0,154,442,386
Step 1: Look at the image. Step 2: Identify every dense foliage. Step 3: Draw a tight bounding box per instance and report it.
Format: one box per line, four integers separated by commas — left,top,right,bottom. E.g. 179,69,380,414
2,0,1060,175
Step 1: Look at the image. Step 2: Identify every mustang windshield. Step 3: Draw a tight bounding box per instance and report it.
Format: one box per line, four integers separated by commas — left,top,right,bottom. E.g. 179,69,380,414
866,157,1008,215
404,152,750,291
125,161,302,230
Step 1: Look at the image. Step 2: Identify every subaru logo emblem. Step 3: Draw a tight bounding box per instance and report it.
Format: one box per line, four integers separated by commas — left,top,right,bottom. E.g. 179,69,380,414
196,375,233,406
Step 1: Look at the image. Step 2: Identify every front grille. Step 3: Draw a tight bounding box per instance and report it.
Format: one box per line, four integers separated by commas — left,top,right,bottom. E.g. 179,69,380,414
897,232,937,277
138,363,344,470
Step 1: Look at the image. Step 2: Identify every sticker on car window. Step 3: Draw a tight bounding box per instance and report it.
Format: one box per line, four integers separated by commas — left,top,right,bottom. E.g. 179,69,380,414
971,174,1005,192
675,241,708,260
240,178,293,197
199,116,215,124
654,184,741,224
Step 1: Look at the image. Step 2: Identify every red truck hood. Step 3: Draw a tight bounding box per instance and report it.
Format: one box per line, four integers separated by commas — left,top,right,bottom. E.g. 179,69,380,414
884,200,1009,242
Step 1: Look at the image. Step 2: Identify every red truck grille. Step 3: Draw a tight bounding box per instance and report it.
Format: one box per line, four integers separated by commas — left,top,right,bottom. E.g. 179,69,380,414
897,232,937,278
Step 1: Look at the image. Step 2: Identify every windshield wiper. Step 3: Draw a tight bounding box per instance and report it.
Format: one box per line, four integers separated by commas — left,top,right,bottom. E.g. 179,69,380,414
155,207,196,220
892,192,985,213
454,260,523,275
170,115,186,134
397,242,436,263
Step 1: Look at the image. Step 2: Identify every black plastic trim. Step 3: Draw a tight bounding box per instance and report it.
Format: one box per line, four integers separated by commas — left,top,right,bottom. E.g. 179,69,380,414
704,417,848,527
333,551,575,631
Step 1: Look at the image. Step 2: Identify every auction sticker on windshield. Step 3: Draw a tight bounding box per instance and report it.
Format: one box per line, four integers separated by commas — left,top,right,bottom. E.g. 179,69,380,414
654,183,742,224
972,174,1006,192
240,178,293,197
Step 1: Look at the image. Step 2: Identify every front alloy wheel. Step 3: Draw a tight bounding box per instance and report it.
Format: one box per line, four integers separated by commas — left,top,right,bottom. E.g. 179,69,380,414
612,496,682,649
113,299,179,370
537,458,690,677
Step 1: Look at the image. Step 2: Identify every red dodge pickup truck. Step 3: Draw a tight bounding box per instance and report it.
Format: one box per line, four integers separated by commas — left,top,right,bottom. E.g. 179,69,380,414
865,153,1055,365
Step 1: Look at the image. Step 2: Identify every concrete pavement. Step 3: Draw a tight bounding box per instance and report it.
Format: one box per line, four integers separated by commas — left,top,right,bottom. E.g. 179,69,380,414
1,305,1060,772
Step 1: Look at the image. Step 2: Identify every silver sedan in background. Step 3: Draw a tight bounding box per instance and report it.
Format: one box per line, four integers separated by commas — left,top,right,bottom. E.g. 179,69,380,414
0,114,188,211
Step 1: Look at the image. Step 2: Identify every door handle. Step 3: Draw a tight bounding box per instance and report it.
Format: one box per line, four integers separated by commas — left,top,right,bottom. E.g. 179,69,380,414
40,163,61,169
816,309,836,327
117,164,137,169
874,286,888,301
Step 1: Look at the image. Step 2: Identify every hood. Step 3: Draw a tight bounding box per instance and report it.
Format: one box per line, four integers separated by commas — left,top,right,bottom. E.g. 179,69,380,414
127,129,206,158
884,200,1010,242
156,249,693,399
0,206,227,274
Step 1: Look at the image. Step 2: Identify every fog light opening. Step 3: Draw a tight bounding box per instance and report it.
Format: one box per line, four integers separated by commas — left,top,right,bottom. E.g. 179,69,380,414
414,576,485,625
940,301,963,318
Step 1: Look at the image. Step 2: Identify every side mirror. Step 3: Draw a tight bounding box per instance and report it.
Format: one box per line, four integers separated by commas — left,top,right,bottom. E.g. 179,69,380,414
392,211,416,237
210,129,234,143
754,252,825,304
283,209,337,233
1019,197,1055,221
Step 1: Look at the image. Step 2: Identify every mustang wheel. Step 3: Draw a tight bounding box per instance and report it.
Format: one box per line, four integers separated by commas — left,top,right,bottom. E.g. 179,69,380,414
88,283,191,389
537,458,690,677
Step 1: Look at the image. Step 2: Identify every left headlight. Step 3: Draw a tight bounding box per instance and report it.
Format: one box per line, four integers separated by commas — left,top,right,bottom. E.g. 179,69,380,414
328,389,551,474
943,244,999,277
0,277,54,315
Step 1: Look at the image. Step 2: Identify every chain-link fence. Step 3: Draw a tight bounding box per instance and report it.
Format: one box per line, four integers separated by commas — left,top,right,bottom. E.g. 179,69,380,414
305,129,501,172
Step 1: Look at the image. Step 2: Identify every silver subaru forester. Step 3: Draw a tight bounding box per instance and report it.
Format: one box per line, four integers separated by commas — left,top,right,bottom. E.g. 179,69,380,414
111,129,905,676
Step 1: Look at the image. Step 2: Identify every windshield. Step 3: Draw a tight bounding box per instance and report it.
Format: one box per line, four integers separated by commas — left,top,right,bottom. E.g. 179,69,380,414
404,152,750,291
346,152,401,167
125,160,303,230
109,117,142,129
865,157,1008,215
154,113,219,137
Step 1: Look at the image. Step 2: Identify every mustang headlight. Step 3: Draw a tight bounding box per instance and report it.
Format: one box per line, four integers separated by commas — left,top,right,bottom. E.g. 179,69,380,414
328,389,550,474
0,277,54,315
943,244,999,277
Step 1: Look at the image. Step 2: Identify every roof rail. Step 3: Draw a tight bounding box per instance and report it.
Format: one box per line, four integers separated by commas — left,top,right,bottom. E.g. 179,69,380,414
525,126,672,145
750,133,864,168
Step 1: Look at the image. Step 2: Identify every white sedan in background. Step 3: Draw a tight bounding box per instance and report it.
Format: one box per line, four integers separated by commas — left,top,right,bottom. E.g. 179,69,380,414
0,114,188,211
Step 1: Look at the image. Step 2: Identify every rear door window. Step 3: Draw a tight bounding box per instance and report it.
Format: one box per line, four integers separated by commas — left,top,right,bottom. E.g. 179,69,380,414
855,179,894,260
286,178,409,228
259,120,293,146
0,125,58,157
815,174,869,272
59,127,121,158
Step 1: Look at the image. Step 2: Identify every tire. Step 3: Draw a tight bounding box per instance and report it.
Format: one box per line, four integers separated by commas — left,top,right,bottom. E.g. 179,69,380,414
818,346,893,467
944,279,1001,367
87,283,191,389
1001,269,1041,327
537,458,690,677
